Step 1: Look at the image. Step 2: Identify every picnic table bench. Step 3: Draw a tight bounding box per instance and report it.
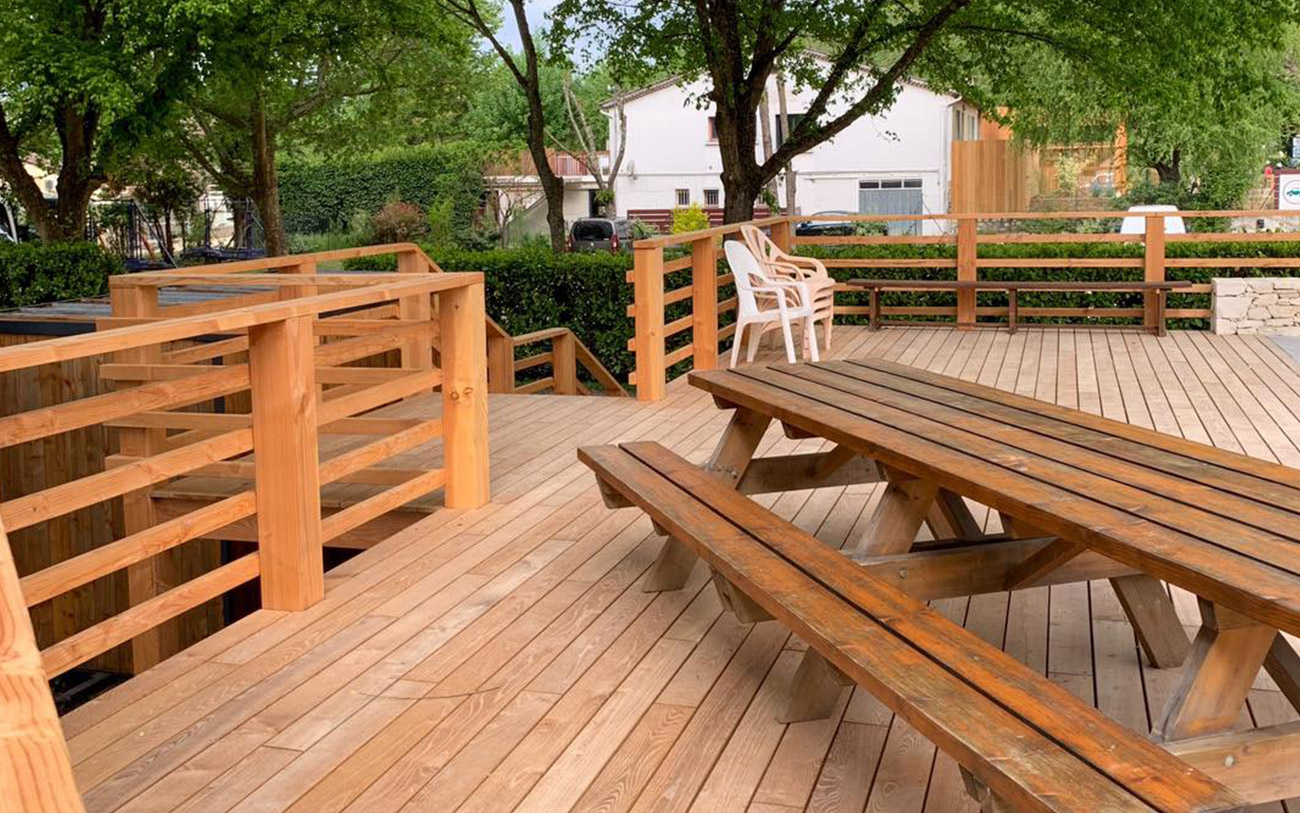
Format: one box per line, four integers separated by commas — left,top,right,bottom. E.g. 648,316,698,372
580,358,1300,811
847,279,1193,335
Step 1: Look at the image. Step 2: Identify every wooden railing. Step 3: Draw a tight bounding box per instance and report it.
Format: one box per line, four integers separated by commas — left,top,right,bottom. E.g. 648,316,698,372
104,243,626,399
487,321,628,397
628,209,1300,400
0,264,488,675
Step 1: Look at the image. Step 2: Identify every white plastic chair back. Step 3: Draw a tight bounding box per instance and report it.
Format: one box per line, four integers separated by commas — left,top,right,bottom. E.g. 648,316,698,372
725,240,768,319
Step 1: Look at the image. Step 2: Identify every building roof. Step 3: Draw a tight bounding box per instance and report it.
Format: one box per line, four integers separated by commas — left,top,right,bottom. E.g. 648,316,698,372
601,58,953,111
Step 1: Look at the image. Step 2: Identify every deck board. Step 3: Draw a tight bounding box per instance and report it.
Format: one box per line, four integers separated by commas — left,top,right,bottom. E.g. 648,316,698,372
63,326,1300,813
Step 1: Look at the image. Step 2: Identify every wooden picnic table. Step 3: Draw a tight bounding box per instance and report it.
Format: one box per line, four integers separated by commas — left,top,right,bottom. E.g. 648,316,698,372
678,358,1300,804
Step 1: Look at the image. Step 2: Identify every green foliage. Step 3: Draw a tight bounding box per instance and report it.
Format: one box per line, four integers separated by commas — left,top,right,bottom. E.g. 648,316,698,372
672,204,710,234
1000,21,1300,208
278,144,486,234
629,220,659,240
426,199,458,252
345,246,636,381
0,0,200,240
287,232,366,254
0,243,123,309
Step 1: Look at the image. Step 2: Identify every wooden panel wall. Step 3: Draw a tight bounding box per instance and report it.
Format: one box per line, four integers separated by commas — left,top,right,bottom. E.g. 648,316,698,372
950,141,1033,214
0,333,222,674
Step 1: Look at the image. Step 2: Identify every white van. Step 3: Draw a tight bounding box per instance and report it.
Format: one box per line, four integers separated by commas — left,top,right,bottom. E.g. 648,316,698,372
1119,204,1186,235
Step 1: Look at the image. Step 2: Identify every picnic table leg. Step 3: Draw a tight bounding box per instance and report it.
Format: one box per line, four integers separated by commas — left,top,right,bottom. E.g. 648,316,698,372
780,649,853,723
868,288,880,331
1153,600,1275,741
1156,287,1168,337
644,405,772,592
999,510,1189,667
1007,288,1018,334
791,466,968,722
852,466,942,560
1111,574,1191,668
926,489,984,541
1264,635,1300,712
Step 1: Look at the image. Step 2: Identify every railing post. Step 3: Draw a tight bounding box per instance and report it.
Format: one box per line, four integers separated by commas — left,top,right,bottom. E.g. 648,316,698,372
691,236,719,371
248,314,324,611
553,331,578,394
281,258,317,300
633,243,666,401
398,248,434,374
0,518,85,813
956,218,977,329
109,281,179,672
770,218,793,253
440,279,491,508
1144,214,1166,332
486,329,515,393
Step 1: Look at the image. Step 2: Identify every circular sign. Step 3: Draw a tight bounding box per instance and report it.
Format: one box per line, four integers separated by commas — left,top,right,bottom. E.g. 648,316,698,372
1283,177,1300,209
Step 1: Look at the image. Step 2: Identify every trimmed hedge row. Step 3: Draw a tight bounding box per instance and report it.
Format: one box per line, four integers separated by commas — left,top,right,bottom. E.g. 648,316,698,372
345,247,637,383
0,242,123,310
799,240,1300,329
279,144,486,234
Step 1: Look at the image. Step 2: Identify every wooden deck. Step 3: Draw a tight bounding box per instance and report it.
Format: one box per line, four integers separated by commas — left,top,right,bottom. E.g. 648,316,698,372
65,325,1300,813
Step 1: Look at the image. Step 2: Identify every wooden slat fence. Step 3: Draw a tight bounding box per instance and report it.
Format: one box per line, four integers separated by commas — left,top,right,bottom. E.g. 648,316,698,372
626,209,1300,400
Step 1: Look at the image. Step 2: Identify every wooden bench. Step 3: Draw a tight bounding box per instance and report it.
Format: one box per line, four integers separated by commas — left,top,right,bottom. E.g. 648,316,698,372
848,279,1193,335
580,441,1244,813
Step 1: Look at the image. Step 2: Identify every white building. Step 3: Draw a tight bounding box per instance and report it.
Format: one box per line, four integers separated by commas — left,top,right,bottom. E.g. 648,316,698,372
603,74,981,235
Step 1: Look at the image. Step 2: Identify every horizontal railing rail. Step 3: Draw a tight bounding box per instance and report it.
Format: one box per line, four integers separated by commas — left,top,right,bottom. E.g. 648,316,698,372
486,319,629,397
627,209,1300,400
0,264,490,807
106,243,626,398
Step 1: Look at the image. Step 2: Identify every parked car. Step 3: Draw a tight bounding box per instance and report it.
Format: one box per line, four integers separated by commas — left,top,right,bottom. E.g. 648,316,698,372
794,211,858,237
569,217,633,252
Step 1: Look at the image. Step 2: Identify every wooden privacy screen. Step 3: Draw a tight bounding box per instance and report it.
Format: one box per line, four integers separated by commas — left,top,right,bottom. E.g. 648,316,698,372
627,209,1300,401
0,259,490,690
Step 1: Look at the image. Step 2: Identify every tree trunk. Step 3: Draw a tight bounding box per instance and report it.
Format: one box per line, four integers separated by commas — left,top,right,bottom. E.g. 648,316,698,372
0,102,102,243
777,75,797,215
758,92,779,205
525,100,566,250
249,91,286,257
722,179,762,222
1154,149,1182,185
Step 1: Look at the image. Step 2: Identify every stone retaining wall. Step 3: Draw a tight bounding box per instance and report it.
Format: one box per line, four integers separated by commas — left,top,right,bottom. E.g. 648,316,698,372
1211,278,1300,335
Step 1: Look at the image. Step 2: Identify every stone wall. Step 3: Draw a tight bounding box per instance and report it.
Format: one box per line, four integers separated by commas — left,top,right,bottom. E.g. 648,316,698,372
1211,278,1300,335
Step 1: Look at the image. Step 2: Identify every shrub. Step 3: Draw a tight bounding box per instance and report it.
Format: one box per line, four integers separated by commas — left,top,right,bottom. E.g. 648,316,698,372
425,198,457,252
369,201,429,244
0,242,123,310
278,143,486,234
672,204,710,234
344,246,635,383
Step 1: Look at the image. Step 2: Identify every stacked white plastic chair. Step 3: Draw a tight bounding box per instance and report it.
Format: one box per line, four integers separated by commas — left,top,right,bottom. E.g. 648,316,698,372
724,240,820,367
740,225,836,351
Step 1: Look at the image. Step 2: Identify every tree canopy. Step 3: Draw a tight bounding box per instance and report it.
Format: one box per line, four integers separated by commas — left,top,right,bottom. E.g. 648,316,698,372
0,0,199,241
555,0,1299,220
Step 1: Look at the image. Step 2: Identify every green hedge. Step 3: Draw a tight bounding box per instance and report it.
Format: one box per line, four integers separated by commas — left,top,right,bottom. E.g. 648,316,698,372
345,247,637,384
279,143,486,234
799,240,1300,329
0,242,123,310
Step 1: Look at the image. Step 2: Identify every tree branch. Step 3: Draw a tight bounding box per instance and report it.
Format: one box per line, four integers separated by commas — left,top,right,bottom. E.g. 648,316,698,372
764,0,973,175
